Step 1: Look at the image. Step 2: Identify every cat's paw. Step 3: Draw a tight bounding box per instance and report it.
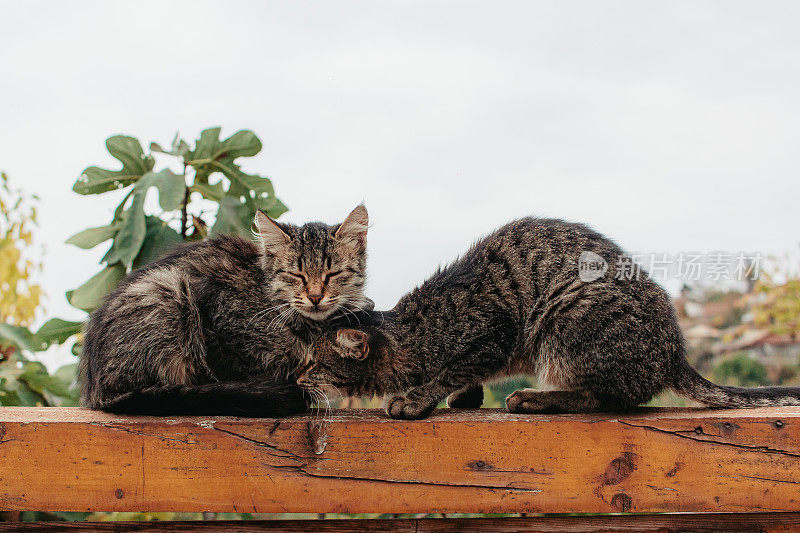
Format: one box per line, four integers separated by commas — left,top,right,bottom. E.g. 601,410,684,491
447,385,484,408
386,396,434,420
335,329,370,360
505,390,540,413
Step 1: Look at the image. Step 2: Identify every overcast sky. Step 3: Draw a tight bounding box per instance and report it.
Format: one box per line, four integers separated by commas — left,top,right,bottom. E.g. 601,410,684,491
2,1,799,339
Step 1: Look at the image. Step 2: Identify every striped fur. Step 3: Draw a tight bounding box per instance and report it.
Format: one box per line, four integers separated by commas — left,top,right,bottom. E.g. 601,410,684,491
303,217,800,419
80,206,369,415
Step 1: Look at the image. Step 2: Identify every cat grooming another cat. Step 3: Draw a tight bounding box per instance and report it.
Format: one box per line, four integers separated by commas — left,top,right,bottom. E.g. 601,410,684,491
80,205,371,416
300,217,800,419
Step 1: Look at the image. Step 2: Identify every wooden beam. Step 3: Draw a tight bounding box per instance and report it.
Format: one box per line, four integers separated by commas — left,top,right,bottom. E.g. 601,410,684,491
1,407,800,514
4,513,800,532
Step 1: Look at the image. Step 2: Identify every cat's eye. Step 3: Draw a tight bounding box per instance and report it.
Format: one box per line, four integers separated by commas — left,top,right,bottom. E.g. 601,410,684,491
279,270,306,281
324,270,343,283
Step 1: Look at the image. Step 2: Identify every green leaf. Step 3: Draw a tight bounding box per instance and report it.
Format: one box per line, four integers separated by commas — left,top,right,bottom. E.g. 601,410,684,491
151,134,190,157
134,216,183,267
108,170,185,267
34,318,83,346
185,127,261,183
211,196,252,237
184,128,286,221
0,380,22,406
174,139,190,157
66,263,126,312
150,142,168,154
142,169,186,211
255,195,289,219
21,361,77,405
53,363,78,384
190,180,225,202
65,224,120,249
73,136,154,195
0,357,49,406
0,358,24,381
100,242,121,265
209,188,286,236
187,127,261,163
0,323,46,352
226,169,275,202
12,379,47,406
110,188,147,267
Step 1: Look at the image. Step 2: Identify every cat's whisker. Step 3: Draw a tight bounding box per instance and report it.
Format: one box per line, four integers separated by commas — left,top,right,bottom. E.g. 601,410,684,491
265,311,286,331
339,306,361,326
326,384,344,403
276,307,297,330
308,387,331,421
318,388,332,421
255,306,283,331
328,384,350,409
308,388,322,409
247,303,290,332
309,386,331,420
267,306,296,331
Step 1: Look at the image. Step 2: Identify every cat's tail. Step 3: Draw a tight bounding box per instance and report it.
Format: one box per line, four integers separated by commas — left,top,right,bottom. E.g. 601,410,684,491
672,357,800,408
99,380,310,417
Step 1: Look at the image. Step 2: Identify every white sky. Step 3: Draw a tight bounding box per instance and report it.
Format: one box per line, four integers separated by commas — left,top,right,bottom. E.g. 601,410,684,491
2,1,799,343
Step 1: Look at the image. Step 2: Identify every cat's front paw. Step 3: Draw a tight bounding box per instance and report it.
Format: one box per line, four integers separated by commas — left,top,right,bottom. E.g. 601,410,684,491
447,385,484,408
506,390,540,413
386,396,434,420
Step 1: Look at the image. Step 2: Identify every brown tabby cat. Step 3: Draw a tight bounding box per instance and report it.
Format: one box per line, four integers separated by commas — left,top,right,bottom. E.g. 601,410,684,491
300,217,800,419
80,205,370,416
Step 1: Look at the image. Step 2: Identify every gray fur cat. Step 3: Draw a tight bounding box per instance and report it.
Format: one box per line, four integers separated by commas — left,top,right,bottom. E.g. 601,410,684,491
301,217,800,419
80,205,370,416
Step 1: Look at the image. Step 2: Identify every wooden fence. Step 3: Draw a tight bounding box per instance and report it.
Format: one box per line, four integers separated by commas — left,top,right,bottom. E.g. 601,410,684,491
2,406,800,531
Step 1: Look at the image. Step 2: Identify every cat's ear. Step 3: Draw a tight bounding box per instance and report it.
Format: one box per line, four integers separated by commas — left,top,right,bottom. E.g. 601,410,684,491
254,210,291,252
335,204,368,244
335,328,370,360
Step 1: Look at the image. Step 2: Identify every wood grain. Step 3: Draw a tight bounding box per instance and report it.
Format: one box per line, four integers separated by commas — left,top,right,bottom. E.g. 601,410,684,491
1,407,800,514
4,513,800,533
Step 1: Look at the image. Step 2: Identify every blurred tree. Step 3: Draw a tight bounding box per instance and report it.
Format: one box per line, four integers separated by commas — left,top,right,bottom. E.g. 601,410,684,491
0,171,42,328
750,268,800,337
0,172,80,407
713,352,769,387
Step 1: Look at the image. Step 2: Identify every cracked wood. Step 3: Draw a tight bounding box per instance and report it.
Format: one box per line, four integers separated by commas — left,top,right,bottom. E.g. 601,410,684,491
0,406,800,513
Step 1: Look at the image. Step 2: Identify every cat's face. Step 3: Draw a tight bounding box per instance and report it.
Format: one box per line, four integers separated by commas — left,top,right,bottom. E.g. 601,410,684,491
298,329,374,396
255,205,369,320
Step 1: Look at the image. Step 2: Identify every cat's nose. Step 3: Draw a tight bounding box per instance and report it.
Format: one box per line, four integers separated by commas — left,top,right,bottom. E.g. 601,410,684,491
308,293,324,306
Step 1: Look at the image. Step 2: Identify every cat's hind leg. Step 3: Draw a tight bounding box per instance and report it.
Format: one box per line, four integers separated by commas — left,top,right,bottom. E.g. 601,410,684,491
447,384,484,408
506,389,613,413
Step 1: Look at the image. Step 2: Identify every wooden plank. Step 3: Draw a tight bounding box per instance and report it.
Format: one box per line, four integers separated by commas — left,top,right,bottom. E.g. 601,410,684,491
1,407,800,514
4,514,800,533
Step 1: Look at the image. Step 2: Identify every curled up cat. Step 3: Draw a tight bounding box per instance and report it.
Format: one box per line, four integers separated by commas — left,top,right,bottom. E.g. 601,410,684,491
80,204,371,416
299,217,800,419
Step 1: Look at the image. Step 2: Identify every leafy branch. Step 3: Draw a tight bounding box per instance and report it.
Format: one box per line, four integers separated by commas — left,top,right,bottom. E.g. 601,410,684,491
66,127,287,312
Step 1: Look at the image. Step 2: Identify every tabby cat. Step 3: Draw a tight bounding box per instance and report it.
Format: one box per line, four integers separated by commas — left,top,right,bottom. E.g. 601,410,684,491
80,205,370,416
300,217,800,419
